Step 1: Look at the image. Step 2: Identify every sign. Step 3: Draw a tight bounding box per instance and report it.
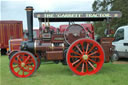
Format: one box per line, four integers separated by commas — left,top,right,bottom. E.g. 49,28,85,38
34,11,122,18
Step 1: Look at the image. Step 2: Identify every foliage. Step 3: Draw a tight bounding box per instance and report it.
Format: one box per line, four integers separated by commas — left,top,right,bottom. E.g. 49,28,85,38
92,0,128,37
110,0,128,29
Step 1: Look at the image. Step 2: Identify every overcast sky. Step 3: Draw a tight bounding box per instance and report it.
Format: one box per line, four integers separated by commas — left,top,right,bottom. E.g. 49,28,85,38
1,0,95,29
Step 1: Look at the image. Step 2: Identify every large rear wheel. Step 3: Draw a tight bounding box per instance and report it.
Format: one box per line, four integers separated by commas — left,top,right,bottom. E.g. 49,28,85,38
9,51,37,78
66,38,104,76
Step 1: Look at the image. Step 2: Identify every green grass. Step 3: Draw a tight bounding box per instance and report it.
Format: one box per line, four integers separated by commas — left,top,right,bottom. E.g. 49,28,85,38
0,55,128,85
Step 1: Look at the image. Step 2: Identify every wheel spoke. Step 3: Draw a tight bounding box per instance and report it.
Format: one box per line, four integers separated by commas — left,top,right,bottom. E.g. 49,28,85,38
89,58,97,64
85,61,88,72
22,55,25,61
17,68,21,74
88,61,96,70
71,50,81,56
13,65,19,68
25,65,34,72
80,42,84,52
74,60,83,69
24,56,31,63
26,61,32,65
17,55,21,62
27,66,29,71
70,55,81,58
28,65,34,68
85,43,89,53
22,70,24,76
13,59,18,64
87,45,95,54
72,59,80,65
81,63,84,72
19,55,24,61
25,65,30,72
88,51,98,56
76,45,83,54
89,56,100,58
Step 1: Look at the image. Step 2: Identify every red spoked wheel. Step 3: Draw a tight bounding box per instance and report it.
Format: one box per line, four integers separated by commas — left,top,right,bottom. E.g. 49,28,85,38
9,51,37,78
67,38,104,76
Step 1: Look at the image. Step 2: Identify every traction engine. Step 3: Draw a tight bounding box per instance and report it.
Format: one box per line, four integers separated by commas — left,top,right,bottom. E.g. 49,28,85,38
9,6,121,78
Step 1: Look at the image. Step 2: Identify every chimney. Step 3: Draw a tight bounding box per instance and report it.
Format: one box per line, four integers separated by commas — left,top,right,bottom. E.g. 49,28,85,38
25,6,34,41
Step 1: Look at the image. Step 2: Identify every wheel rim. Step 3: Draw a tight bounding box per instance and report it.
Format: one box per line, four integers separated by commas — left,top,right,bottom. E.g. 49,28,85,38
67,38,104,75
35,54,41,70
10,51,37,78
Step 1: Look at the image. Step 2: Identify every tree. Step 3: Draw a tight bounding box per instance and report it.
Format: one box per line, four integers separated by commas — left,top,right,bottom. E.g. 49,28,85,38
92,0,113,11
110,0,128,29
92,0,128,36
92,0,112,37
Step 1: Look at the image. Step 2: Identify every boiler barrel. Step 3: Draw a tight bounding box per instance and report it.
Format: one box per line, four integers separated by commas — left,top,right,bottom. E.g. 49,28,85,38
34,41,64,53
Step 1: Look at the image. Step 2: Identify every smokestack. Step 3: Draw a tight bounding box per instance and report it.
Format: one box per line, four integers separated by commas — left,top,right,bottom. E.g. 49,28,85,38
25,6,34,41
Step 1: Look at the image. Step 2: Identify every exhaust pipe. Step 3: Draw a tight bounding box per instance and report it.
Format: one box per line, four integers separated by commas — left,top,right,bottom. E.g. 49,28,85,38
21,6,34,52
25,6,34,41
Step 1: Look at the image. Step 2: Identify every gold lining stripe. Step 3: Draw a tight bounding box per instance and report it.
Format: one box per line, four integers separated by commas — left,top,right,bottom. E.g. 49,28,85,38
11,44,21,51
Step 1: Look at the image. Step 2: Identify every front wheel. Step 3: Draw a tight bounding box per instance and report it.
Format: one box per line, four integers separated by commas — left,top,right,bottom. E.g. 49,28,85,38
66,38,104,76
9,51,38,78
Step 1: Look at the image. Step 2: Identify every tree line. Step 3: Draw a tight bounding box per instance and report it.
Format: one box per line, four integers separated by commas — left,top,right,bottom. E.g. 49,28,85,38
92,0,128,37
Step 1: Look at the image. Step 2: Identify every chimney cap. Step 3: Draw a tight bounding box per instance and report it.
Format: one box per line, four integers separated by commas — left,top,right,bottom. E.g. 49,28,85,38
25,6,34,11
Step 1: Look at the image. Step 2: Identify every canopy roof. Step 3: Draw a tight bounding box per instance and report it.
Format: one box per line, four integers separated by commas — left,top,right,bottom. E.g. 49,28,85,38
34,11,122,22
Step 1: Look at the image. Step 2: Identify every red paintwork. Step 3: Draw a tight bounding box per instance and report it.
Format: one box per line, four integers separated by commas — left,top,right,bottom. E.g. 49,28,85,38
67,38,104,75
9,24,100,77
9,24,94,53
9,26,56,53
59,25,68,33
59,24,94,39
42,24,57,33
9,24,93,53
9,51,37,78
0,21,23,49
81,24,94,40
10,39,23,51
9,29,39,53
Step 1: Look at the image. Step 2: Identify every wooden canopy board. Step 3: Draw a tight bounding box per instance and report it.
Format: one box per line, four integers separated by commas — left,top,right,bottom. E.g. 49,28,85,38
34,11,122,22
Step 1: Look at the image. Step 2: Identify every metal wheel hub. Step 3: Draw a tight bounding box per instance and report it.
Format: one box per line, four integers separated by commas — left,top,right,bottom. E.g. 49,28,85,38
82,54,88,60
21,62,25,67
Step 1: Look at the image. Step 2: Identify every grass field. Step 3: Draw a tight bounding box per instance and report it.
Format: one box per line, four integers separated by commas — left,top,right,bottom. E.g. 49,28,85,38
0,55,128,85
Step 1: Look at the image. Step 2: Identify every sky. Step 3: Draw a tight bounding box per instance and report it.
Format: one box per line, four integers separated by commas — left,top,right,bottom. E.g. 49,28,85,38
0,0,95,29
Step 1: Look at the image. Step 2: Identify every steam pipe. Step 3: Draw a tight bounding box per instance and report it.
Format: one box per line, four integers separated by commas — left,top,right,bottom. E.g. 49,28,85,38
25,6,34,41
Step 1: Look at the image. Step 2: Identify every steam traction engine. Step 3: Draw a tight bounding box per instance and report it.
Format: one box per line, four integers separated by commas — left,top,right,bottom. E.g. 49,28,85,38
9,6,121,78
